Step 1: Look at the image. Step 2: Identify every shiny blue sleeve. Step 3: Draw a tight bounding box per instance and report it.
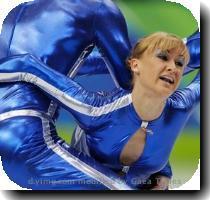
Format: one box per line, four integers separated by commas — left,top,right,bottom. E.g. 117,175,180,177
170,71,200,110
184,30,200,75
0,54,115,130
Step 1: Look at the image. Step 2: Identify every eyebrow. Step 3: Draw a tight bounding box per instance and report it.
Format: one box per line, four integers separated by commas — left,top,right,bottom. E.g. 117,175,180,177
162,50,185,58
154,49,168,55
176,56,185,62
156,50,186,62
176,54,185,59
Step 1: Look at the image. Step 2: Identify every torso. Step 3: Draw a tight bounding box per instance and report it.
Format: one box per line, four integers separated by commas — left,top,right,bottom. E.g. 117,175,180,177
85,89,191,183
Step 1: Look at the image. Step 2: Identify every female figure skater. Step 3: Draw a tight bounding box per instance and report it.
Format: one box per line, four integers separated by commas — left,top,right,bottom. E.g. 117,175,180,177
0,32,200,189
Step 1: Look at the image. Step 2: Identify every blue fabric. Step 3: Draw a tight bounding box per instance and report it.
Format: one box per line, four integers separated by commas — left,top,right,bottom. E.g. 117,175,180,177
0,0,200,189
184,30,200,74
0,54,200,188
0,0,131,87
0,117,110,190
0,0,133,190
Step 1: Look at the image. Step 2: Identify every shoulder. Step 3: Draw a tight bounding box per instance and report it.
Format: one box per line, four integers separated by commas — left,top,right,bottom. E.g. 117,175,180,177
85,88,131,117
168,89,192,110
93,88,131,106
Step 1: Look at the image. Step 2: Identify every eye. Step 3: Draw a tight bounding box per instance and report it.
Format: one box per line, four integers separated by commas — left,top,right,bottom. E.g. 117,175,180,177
157,54,168,61
175,58,185,67
175,61,184,67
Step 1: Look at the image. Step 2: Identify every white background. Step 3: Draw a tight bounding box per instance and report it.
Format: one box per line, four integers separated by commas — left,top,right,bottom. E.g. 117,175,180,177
0,0,207,198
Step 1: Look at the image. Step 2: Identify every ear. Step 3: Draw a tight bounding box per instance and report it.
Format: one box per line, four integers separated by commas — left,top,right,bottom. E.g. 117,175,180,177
129,58,140,74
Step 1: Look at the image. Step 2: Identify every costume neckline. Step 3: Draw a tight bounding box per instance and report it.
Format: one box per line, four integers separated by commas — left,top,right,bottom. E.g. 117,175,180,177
128,96,168,125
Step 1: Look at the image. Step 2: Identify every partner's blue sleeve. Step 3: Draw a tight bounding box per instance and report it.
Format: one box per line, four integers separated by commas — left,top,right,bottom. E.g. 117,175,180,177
0,54,120,130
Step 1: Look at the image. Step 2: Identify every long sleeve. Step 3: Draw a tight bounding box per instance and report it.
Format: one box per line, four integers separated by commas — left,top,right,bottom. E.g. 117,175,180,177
169,30,200,112
184,30,200,75
170,71,200,110
0,54,118,130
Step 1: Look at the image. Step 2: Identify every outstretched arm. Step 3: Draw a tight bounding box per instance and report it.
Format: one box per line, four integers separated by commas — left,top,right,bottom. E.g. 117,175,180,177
170,69,200,110
170,30,200,110
0,54,113,130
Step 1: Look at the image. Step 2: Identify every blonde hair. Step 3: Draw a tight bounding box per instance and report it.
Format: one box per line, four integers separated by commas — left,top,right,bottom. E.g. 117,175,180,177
127,32,190,67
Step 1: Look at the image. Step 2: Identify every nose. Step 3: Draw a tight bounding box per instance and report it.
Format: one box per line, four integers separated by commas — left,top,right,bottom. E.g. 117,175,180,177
166,60,177,71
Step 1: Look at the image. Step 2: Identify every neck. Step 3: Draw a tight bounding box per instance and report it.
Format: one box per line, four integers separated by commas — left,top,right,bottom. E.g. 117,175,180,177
131,84,166,121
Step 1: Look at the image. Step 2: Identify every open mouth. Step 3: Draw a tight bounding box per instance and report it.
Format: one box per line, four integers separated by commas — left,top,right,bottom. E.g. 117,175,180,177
159,76,175,84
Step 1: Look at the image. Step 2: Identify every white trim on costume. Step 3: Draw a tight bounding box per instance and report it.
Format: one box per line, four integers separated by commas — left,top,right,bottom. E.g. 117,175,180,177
0,72,132,117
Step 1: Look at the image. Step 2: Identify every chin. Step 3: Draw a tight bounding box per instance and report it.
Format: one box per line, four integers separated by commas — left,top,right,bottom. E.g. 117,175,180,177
158,82,178,95
156,86,175,98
